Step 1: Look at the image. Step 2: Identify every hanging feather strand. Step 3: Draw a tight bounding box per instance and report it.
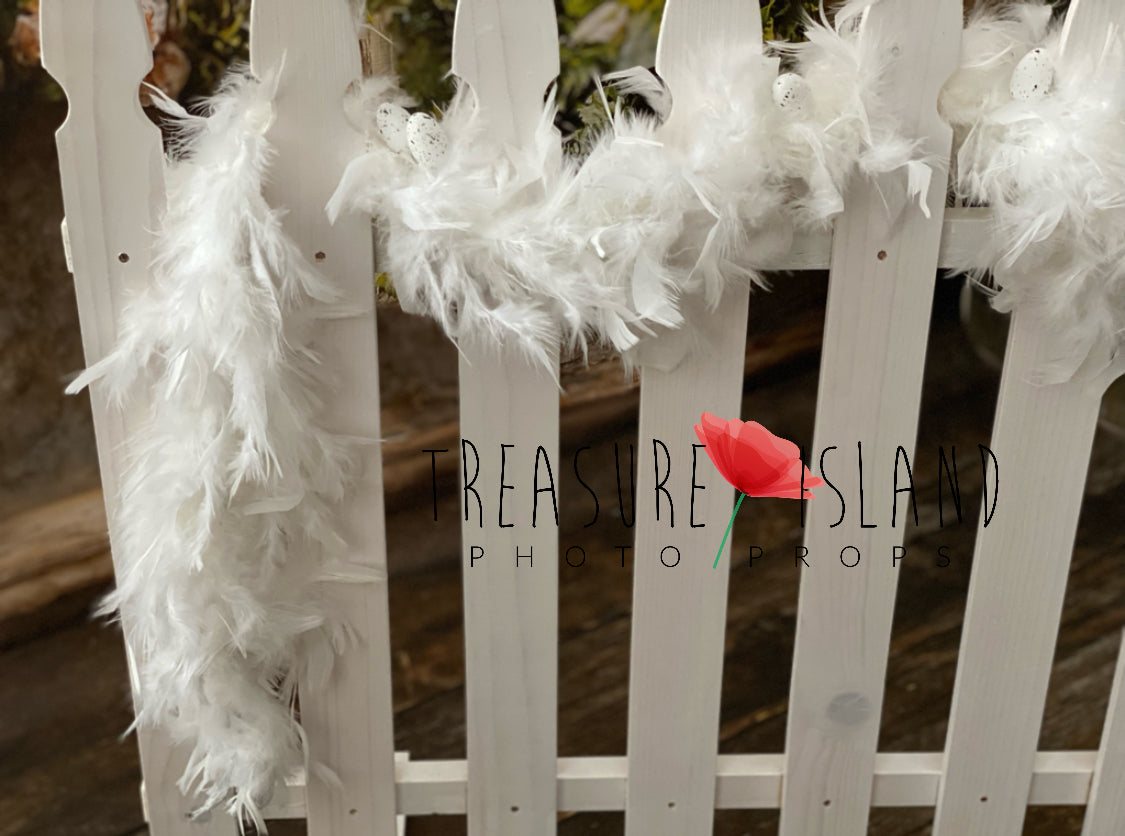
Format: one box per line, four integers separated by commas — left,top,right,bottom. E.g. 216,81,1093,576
68,68,374,829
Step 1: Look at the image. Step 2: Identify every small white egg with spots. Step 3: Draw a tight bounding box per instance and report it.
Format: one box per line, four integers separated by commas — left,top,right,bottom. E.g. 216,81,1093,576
407,112,450,171
1010,48,1055,102
773,73,813,119
376,102,411,153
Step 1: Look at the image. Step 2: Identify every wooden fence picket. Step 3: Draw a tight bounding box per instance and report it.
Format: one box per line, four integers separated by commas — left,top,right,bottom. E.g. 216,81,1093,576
779,2,961,833
449,1,562,834
932,318,1114,834
623,3,762,835
1082,630,1125,836
39,1,239,833
247,3,399,834
932,1,1125,832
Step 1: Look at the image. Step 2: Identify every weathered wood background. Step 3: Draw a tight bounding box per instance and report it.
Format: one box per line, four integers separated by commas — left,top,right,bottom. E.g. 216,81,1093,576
5,273,1125,834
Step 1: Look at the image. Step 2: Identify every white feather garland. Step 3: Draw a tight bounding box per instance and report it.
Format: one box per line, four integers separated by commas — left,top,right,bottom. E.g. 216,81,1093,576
941,2,1125,382
328,80,641,375
569,0,935,368
327,0,933,374
780,1,939,221
68,68,372,829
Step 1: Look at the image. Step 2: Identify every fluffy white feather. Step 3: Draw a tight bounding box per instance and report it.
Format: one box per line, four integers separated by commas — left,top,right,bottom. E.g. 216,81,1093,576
941,2,1125,382
776,0,939,221
328,79,640,374
569,0,934,368
69,67,372,829
572,48,792,344
328,2,931,374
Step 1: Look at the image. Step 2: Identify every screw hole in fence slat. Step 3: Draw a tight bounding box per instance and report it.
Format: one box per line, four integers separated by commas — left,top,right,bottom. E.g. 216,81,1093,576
315,251,326,261
877,250,887,261
118,252,129,263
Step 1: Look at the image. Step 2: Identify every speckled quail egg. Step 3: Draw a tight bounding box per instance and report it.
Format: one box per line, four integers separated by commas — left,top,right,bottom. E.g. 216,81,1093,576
1010,48,1055,102
406,112,450,171
773,73,814,119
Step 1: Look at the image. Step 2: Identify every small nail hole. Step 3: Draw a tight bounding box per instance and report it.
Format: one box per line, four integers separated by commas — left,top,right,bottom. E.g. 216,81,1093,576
118,252,130,263
349,808,357,815
315,251,326,261
667,802,675,808
823,799,832,807
877,250,887,261
510,806,519,813
980,796,988,803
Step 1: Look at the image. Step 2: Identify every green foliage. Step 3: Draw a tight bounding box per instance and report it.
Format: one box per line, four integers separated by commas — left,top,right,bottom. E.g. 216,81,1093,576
365,0,820,130
366,0,458,110
1,0,821,109
761,0,820,41
172,0,251,99
0,1,18,40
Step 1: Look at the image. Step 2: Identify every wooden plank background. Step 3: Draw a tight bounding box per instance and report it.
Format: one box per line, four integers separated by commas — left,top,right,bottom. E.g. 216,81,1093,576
8,274,1125,835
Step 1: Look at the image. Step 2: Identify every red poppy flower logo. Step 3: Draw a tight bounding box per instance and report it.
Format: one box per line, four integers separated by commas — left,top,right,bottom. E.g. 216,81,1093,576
694,412,823,568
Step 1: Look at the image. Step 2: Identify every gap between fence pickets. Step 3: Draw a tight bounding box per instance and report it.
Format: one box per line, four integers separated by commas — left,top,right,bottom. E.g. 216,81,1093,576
251,751,1096,819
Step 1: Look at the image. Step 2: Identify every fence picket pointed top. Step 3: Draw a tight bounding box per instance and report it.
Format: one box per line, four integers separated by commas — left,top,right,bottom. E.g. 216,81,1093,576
40,0,153,97
451,0,559,148
654,0,762,117
856,0,962,133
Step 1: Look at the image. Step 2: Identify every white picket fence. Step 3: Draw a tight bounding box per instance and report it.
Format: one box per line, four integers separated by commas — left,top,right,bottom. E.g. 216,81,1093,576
40,0,1125,833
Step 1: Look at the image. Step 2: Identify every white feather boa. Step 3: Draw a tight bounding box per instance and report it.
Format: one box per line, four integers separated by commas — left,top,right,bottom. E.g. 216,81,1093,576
69,69,370,827
328,80,640,374
941,2,1125,382
328,0,933,372
568,0,934,367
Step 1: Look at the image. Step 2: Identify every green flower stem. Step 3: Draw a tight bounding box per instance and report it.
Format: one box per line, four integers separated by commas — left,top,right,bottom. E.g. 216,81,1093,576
713,491,747,569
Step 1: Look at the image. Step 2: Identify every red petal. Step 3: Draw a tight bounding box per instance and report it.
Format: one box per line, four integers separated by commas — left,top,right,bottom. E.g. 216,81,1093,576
696,413,740,490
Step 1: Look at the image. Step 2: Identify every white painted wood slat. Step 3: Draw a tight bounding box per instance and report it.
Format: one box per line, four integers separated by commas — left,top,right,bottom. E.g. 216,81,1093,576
247,3,398,834
1082,630,1125,836
39,1,238,832
932,316,1110,835
449,0,562,833
262,750,1107,818
364,209,990,274
780,2,960,833
933,1,1125,832
623,4,762,835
